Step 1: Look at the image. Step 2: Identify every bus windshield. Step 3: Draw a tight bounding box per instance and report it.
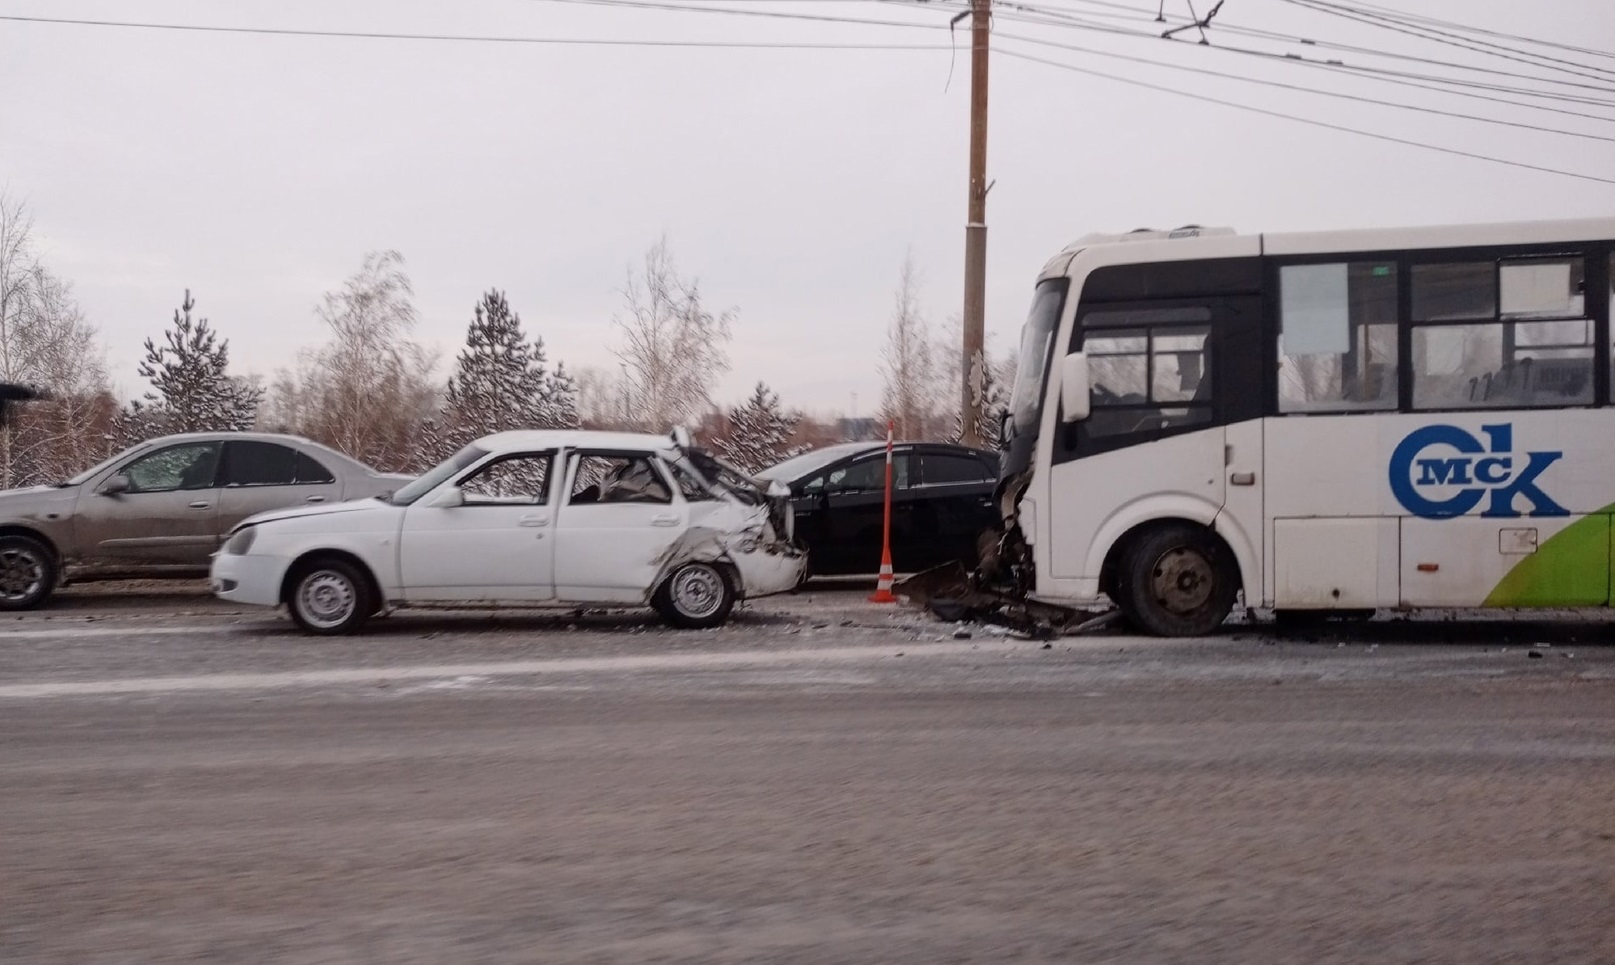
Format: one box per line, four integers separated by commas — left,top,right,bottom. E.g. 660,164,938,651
1007,280,1068,441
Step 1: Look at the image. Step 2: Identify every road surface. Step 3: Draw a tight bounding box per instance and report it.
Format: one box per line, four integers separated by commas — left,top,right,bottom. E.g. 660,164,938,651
3,584,1613,963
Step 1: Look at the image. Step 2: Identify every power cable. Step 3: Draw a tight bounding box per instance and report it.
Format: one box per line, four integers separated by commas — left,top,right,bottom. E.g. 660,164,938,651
1326,0,1615,62
531,0,949,29
886,0,1615,112
1275,0,1615,86
977,0,1615,99
995,45,1615,185
995,30,1615,141
0,12,952,45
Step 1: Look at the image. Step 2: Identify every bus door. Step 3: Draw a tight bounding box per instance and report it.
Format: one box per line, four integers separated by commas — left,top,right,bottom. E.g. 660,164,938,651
1048,295,1264,597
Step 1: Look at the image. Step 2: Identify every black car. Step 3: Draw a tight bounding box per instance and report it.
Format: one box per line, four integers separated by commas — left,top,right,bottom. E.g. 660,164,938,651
757,442,1001,576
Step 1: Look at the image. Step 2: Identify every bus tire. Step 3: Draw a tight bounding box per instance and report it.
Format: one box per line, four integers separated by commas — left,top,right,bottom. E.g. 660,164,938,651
1116,524,1237,637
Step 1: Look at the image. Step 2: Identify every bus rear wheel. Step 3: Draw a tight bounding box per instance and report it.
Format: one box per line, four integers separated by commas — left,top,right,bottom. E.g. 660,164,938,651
1117,524,1237,637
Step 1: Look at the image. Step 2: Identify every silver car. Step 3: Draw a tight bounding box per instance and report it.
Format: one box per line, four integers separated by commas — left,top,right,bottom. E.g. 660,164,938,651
0,432,410,609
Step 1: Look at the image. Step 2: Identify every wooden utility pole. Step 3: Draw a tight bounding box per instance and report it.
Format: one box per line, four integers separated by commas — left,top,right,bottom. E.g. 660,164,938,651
959,0,990,447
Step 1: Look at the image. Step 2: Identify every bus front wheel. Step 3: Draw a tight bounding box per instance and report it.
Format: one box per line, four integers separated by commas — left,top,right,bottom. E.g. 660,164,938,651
1117,524,1238,637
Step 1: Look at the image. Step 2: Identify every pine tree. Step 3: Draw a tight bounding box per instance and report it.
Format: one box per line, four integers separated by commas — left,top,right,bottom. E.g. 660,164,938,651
137,290,261,433
442,290,579,444
952,352,1011,449
411,416,451,471
545,361,581,430
717,381,803,474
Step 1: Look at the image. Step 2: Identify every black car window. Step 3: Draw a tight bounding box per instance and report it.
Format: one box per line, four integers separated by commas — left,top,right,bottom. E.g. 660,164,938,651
295,452,336,484
220,441,297,487
919,452,992,486
813,453,911,494
122,442,222,493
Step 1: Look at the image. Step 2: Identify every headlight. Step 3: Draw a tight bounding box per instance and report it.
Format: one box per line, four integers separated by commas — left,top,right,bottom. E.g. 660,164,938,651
223,526,257,555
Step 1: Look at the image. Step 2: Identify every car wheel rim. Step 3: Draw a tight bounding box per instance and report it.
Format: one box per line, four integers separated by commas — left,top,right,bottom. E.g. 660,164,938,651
0,548,43,602
1150,546,1214,615
671,566,724,620
297,571,356,629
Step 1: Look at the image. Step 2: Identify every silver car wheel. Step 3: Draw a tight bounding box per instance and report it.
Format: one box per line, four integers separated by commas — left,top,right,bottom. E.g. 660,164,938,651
0,547,45,603
670,564,725,620
295,569,357,630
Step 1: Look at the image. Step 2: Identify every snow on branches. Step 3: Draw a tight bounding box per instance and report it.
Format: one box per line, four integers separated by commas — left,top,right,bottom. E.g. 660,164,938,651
134,289,261,435
716,381,803,475
422,289,580,465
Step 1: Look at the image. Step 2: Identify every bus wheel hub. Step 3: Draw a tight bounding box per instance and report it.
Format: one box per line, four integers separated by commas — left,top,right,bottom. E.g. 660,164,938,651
1153,548,1213,613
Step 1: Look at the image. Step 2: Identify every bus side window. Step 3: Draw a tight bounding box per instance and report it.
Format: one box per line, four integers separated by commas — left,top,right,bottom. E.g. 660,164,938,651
1410,256,1592,411
1079,319,1213,439
1277,262,1399,413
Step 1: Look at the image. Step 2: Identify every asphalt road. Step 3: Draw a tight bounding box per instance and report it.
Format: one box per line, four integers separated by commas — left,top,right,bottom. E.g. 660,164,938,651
3,585,1614,964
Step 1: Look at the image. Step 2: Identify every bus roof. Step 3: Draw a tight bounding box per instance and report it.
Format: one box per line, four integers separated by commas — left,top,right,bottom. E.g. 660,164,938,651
1040,215,1615,282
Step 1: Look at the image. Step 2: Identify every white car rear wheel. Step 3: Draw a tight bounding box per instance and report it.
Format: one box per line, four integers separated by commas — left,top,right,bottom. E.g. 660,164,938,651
287,558,373,635
657,561,736,630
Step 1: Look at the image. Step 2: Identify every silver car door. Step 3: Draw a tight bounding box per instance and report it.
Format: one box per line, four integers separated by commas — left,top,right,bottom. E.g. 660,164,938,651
74,441,223,565
215,440,343,534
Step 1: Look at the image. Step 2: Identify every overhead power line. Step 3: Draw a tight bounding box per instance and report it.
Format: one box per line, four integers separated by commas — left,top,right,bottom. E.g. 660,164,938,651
899,0,1615,112
1327,0,1615,62
1004,0,1615,91
0,13,951,48
950,0,1615,102
1275,0,1615,86
995,46,1615,186
530,0,948,29
995,31,1615,141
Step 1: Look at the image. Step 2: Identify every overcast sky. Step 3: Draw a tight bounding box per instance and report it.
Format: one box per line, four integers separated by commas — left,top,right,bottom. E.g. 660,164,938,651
1,0,1610,415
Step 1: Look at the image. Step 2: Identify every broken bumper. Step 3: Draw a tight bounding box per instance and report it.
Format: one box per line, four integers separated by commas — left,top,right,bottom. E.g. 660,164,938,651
733,545,808,598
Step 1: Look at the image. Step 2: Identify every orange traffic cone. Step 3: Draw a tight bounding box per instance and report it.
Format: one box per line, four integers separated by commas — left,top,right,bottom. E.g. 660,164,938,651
869,547,896,604
869,420,897,604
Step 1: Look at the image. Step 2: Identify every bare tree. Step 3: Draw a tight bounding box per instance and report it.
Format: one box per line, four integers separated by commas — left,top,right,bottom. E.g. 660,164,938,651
613,237,734,431
256,368,316,435
9,269,114,484
0,196,114,485
879,255,946,440
572,365,631,430
298,251,438,471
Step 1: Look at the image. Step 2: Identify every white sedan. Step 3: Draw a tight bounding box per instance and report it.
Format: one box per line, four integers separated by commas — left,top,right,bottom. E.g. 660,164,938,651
210,429,806,634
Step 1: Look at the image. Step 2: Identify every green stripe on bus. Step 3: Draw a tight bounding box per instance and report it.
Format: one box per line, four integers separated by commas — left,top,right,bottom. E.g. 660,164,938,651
1484,509,1614,607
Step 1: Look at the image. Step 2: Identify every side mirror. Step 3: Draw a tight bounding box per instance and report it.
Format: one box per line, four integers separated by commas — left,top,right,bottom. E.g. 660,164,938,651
99,474,131,496
1059,352,1091,424
669,426,692,450
766,480,790,499
430,486,465,509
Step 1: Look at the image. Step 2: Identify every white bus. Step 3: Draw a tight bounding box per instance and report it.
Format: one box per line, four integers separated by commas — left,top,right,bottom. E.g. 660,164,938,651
994,216,1615,635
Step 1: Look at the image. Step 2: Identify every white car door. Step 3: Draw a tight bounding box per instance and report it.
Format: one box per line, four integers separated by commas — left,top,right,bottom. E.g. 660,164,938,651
552,451,688,603
398,451,558,602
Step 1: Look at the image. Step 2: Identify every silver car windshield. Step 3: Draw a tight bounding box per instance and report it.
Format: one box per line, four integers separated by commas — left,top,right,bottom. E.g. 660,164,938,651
389,445,488,505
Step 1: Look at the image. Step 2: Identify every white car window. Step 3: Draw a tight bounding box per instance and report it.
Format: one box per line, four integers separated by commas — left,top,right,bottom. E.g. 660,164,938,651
568,454,672,506
460,453,552,506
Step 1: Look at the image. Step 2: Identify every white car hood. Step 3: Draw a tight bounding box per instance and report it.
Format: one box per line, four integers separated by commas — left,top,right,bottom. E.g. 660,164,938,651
239,498,389,529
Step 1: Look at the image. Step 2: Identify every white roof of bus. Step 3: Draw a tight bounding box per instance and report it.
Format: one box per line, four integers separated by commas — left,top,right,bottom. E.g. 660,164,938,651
1041,215,1615,281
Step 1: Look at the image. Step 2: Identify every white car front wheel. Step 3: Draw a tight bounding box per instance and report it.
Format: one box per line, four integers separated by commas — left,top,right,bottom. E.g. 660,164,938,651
287,558,373,636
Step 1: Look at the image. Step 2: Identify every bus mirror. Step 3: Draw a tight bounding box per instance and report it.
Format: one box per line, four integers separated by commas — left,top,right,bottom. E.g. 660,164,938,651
1059,352,1091,423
